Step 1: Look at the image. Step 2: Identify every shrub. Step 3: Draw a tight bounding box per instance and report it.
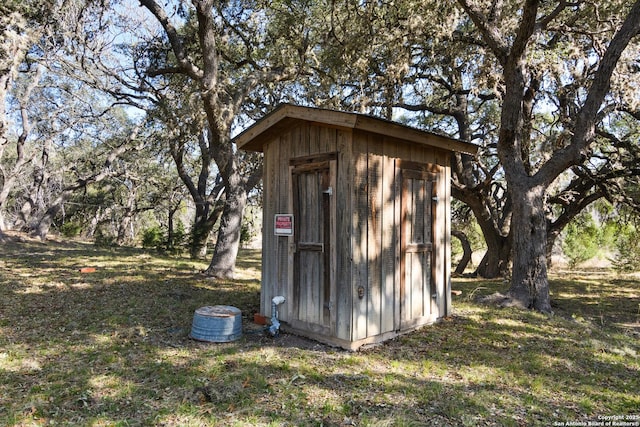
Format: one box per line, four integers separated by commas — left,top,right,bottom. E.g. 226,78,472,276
610,226,640,273
94,228,116,247
169,220,187,249
141,226,165,249
562,214,600,269
60,222,82,238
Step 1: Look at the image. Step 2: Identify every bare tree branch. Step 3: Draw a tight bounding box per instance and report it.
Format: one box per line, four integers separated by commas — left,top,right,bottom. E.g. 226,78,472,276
138,0,203,80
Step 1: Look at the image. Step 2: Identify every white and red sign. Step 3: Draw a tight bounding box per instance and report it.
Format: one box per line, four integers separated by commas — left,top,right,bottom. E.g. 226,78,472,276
274,214,294,236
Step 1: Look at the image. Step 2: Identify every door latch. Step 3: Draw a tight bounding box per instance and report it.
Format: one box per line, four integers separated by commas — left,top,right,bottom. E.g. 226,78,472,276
323,187,333,196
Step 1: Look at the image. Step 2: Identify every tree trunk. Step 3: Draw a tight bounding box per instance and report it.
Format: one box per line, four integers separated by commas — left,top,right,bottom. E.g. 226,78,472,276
204,176,247,279
167,205,177,250
190,222,210,258
545,228,560,268
85,206,105,238
507,184,552,313
474,232,511,278
452,187,512,279
34,192,70,240
116,187,137,246
0,179,17,231
189,202,223,259
452,230,473,275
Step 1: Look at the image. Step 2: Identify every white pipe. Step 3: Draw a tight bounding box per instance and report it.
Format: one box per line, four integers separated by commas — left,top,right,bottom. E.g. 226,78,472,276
269,296,286,336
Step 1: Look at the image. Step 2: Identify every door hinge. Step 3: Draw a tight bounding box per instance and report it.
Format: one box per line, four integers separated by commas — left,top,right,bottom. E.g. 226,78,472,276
323,187,333,196
432,196,439,203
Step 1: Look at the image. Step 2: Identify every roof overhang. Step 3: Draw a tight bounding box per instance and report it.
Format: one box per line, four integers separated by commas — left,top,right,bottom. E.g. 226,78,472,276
234,104,478,156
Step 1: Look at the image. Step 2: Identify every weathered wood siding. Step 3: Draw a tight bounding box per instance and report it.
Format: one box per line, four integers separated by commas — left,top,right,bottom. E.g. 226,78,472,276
350,130,451,341
335,130,354,341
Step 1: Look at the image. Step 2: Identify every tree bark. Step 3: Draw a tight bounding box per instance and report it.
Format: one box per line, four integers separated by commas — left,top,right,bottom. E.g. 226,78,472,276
507,183,552,312
116,184,137,246
453,183,512,279
167,202,182,250
190,205,215,258
189,191,224,259
475,235,511,278
34,192,71,240
204,175,247,278
452,230,473,275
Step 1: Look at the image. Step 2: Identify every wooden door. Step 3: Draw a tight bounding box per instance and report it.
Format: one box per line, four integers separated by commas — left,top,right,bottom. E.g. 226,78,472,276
399,162,438,329
291,157,335,334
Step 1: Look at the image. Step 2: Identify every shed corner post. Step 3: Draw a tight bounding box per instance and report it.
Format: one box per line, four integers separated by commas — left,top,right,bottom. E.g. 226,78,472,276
444,154,453,317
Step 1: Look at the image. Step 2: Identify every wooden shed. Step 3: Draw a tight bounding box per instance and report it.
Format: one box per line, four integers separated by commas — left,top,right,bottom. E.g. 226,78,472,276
235,104,477,350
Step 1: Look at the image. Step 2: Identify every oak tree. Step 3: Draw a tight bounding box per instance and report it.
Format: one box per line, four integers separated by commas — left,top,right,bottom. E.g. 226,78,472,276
137,0,321,277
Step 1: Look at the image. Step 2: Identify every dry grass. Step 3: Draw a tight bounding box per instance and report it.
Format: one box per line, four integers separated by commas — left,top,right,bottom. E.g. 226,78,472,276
1,232,639,426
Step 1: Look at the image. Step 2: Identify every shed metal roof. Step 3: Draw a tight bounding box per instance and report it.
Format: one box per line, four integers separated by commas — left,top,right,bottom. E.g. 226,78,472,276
234,104,478,155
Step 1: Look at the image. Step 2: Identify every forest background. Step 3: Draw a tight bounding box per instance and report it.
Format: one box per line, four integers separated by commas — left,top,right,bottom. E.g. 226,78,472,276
2,0,640,304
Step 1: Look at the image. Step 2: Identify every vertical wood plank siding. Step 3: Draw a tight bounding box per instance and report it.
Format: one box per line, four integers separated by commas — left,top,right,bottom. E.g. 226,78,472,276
367,137,383,338
262,136,277,318
335,130,354,341
352,140,369,341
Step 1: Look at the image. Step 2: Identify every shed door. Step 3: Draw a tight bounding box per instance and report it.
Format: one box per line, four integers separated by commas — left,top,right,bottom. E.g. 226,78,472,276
291,157,335,334
400,163,438,328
